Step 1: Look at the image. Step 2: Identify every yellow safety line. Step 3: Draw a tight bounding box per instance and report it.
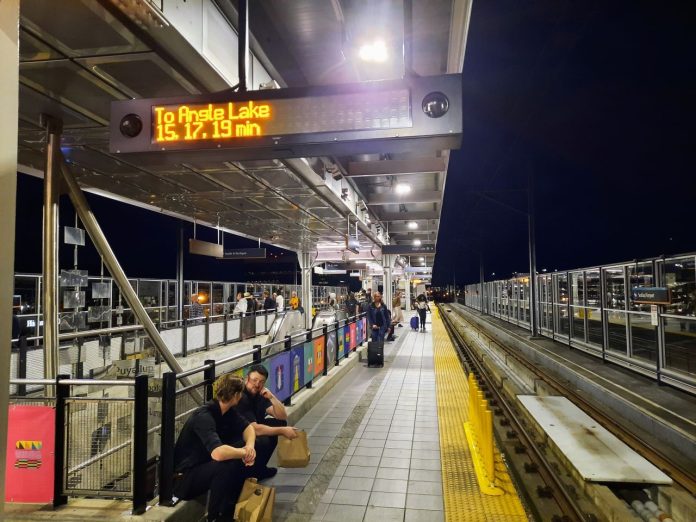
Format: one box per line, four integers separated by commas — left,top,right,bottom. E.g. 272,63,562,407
431,308,528,521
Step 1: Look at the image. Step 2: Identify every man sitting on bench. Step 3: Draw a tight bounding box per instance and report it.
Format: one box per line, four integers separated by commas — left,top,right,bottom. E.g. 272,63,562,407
233,364,298,480
173,374,256,522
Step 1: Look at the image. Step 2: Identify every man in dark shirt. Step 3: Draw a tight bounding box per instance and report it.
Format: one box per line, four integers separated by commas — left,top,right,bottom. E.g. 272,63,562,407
232,364,298,480
262,290,275,311
367,291,391,342
173,374,256,522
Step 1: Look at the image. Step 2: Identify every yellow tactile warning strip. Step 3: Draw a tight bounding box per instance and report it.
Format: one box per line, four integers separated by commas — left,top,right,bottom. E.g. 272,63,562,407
432,308,529,521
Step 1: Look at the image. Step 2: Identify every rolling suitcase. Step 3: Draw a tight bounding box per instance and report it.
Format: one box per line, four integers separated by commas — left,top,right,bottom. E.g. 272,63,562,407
410,316,419,331
367,341,384,368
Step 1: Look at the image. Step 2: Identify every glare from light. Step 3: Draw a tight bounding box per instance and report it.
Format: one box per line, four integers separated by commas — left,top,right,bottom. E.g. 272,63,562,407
413,239,422,246
358,40,388,63
407,221,418,229
395,183,412,195
419,257,425,261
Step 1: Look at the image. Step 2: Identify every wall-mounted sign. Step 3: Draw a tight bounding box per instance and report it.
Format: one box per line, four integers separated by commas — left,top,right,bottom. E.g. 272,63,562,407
189,238,223,257
631,287,671,305
405,266,432,273
382,244,436,255
110,74,462,161
222,247,267,259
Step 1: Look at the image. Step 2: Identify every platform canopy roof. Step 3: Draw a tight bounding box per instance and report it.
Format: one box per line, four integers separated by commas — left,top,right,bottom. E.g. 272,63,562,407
16,0,470,271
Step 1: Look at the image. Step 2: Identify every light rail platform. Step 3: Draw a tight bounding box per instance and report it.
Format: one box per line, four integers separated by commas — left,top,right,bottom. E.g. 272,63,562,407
266,310,527,521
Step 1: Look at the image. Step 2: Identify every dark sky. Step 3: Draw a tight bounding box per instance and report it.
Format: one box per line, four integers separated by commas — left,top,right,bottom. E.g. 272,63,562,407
13,1,695,290
432,1,696,285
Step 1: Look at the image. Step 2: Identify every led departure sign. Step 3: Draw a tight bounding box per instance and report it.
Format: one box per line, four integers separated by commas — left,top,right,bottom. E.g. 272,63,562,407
153,101,272,142
110,73,463,160
151,89,410,145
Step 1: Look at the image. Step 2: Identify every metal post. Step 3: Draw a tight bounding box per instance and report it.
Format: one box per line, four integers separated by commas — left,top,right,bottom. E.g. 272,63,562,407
237,0,249,92
182,319,188,358
253,344,261,363
158,372,176,506
132,374,149,515
177,223,184,322
284,335,292,406
479,253,485,314
42,115,62,380
53,374,69,507
203,359,216,402
205,315,210,350
322,325,329,376
58,159,194,387
403,0,414,76
404,274,411,315
383,255,393,319
528,171,539,337
305,329,313,388
17,335,28,396
0,2,19,508
297,251,313,329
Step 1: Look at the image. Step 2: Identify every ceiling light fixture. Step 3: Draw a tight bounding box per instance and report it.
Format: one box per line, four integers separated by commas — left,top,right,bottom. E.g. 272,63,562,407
407,221,418,229
395,183,411,195
413,239,422,246
358,39,388,63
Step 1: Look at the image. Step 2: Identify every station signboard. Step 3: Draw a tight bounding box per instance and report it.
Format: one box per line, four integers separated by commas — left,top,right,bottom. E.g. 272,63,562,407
382,244,436,255
631,287,671,305
222,248,266,259
110,74,462,161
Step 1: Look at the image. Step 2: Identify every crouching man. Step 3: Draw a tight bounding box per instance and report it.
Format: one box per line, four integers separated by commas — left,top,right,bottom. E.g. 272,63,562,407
233,364,298,480
173,375,256,522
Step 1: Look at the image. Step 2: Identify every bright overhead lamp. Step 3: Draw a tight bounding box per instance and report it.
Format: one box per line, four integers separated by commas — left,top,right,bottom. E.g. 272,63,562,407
419,257,425,261
358,39,388,63
413,239,422,246
395,183,411,195
407,221,418,229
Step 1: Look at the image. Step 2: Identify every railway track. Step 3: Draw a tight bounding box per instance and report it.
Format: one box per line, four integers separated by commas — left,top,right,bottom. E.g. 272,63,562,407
438,305,591,521
443,304,696,499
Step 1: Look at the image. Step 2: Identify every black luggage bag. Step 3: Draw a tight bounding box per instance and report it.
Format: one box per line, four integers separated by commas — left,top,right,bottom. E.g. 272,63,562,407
367,341,384,368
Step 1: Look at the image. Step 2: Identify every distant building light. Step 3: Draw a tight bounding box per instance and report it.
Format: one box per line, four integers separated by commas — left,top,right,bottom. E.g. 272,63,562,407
395,183,412,195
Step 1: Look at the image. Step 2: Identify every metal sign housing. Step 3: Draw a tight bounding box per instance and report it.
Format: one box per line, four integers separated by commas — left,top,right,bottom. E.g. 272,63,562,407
110,74,462,162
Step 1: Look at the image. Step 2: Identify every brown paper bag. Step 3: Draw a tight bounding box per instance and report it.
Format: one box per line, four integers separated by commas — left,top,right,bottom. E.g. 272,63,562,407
277,429,310,468
234,478,275,522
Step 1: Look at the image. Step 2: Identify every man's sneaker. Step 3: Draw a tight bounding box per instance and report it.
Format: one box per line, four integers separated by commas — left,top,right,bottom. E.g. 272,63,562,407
257,467,278,481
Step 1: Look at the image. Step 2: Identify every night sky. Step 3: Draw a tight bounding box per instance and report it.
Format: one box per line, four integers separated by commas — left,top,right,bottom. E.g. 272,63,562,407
13,1,696,289
433,1,695,285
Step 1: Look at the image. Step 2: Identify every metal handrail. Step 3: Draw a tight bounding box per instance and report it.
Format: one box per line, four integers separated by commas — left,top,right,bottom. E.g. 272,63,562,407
60,379,135,386
9,378,55,385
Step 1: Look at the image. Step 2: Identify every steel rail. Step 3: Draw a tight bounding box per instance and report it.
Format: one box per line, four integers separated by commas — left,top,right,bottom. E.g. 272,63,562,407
438,305,587,522
446,304,696,498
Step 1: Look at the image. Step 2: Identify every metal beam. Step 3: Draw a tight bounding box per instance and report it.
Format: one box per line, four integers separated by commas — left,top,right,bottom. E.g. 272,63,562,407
0,0,19,510
347,158,445,177
58,159,194,387
378,211,440,221
41,116,62,380
297,251,313,329
367,191,442,206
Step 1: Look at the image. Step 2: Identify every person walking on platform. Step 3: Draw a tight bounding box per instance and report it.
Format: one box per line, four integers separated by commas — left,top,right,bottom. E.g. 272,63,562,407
189,294,205,323
244,291,256,315
368,291,391,342
346,292,359,317
416,294,429,332
231,364,298,480
392,292,404,326
275,290,285,312
234,292,247,316
289,291,300,311
263,290,275,311
173,374,256,522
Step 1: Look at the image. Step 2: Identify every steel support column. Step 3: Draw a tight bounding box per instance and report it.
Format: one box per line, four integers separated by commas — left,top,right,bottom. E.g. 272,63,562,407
42,116,62,380
177,222,184,321
298,251,313,329
404,274,411,315
0,0,20,510
383,255,393,315
58,159,193,386
528,171,539,336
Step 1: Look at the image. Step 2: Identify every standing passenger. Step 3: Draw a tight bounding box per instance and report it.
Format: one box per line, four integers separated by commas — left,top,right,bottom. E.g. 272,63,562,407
234,292,247,316
263,291,275,311
367,291,391,342
275,291,285,312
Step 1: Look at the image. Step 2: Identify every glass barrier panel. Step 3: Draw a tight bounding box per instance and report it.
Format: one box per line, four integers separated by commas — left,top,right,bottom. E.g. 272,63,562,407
605,310,628,355
662,256,696,317
629,262,654,313
604,267,625,310
663,316,696,376
628,312,657,362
